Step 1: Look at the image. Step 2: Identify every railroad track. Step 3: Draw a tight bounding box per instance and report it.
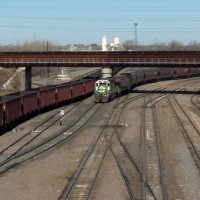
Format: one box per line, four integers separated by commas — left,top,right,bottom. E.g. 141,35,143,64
167,93,200,168
191,93,200,110
60,91,162,199
0,102,81,164
108,78,200,200
140,94,168,200
138,79,199,199
0,76,199,199
0,99,103,174
59,77,200,199
59,82,176,199
0,91,158,176
59,96,127,199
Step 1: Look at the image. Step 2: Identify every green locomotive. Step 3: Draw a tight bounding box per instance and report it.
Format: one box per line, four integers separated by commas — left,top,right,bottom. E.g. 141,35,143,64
94,78,118,103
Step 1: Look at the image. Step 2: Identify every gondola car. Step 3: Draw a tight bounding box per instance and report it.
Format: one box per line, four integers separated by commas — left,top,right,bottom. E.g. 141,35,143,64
36,86,57,110
56,83,71,105
0,95,21,131
84,79,95,95
0,98,3,130
20,91,38,117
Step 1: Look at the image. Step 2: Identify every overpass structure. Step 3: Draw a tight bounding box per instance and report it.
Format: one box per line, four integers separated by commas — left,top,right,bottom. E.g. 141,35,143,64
0,51,200,68
0,51,200,90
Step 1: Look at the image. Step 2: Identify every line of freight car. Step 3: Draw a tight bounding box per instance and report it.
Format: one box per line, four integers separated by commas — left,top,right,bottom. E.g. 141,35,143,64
94,68,200,103
1,68,199,132
117,68,200,88
0,79,96,134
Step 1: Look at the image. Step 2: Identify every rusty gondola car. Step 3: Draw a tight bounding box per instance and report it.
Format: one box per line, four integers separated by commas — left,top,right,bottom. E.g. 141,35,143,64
0,78,96,133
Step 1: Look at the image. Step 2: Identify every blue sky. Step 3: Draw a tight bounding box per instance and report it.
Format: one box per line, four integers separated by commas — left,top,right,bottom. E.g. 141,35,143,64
0,0,200,45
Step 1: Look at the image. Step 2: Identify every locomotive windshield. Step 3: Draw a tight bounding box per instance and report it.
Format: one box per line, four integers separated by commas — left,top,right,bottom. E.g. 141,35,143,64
94,79,116,103
95,80,110,86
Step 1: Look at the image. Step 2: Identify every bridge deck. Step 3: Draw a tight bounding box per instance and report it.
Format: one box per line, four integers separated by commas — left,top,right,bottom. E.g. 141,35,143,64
0,51,200,67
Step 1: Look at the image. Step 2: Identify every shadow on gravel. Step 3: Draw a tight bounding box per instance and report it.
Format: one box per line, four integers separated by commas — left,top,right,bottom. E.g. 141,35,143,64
131,90,200,95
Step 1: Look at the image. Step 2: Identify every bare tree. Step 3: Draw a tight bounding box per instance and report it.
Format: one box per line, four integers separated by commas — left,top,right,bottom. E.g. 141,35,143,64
122,40,135,50
188,40,200,51
168,40,184,51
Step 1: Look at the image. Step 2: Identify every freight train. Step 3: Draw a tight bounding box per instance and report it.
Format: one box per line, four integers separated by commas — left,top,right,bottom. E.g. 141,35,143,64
0,67,200,133
94,68,200,102
0,79,95,133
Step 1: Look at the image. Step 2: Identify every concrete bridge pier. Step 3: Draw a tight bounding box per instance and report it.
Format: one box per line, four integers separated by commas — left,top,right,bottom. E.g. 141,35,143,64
25,67,32,90
102,67,112,79
112,67,121,75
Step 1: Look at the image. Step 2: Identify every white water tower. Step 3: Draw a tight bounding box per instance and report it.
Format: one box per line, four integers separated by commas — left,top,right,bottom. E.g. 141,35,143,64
114,37,120,46
102,35,107,51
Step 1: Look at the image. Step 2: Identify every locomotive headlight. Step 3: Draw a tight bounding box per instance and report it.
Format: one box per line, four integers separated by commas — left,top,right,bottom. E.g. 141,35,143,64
3,103,6,111
107,86,110,91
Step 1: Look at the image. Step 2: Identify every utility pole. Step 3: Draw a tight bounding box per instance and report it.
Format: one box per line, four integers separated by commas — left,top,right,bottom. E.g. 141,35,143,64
47,41,49,78
134,23,138,50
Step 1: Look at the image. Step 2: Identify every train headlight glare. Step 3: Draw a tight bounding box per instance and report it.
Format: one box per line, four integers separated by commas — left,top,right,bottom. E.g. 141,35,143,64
3,103,6,111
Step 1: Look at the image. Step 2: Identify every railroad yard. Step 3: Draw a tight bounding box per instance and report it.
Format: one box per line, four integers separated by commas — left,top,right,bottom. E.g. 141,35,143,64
1,1,200,199
0,71,199,200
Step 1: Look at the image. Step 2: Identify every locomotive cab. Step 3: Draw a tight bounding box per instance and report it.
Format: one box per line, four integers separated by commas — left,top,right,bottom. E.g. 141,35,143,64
94,79,117,103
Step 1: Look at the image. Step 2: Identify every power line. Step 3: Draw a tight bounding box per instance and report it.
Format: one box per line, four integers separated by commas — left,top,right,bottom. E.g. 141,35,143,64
1,15,200,22
1,24,200,32
1,6,200,12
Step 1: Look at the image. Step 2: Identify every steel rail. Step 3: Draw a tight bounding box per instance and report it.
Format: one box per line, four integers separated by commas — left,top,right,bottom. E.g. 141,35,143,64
140,79,200,199
59,98,122,199
0,102,103,174
191,93,200,111
167,94,200,165
109,77,200,200
107,131,135,200
85,117,130,200
0,102,80,163
152,97,168,200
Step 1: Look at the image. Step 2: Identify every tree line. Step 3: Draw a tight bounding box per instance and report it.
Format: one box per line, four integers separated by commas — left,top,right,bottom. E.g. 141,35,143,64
0,39,200,51
123,40,200,51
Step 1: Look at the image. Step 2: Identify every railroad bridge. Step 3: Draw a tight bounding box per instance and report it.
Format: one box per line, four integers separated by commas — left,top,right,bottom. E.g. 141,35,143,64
0,51,200,90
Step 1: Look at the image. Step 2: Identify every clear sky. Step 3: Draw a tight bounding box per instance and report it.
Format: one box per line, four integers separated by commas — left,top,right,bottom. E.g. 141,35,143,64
0,0,200,45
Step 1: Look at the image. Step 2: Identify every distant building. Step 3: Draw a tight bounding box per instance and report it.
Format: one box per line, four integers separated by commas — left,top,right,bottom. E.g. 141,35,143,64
102,35,124,51
61,44,101,51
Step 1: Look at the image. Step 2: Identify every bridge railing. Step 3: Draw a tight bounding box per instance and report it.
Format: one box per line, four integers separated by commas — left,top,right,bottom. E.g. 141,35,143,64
0,57,200,65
